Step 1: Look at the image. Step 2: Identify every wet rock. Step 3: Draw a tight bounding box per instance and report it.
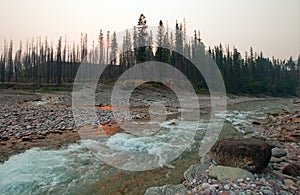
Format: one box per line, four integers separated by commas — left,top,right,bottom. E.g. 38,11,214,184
184,163,206,183
208,166,254,181
224,184,230,190
22,136,32,142
220,191,230,195
282,160,300,177
210,138,272,173
261,190,274,195
284,179,295,187
0,136,9,141
271,148,287,158
144,184,188,195
201,183,211,190
252,121,261,125
34,135,46,139
270,157,285,163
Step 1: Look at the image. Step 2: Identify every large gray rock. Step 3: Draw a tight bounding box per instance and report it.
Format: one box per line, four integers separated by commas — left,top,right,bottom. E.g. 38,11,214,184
209,166,255,181
144,184,188,195
210,138,272,173
272,148,287,158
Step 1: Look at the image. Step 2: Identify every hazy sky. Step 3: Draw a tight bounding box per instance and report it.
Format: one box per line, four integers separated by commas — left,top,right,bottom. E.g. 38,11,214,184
0,0,299,59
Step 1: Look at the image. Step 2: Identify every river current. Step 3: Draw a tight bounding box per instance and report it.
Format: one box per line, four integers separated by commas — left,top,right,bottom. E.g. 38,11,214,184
0,98,292,194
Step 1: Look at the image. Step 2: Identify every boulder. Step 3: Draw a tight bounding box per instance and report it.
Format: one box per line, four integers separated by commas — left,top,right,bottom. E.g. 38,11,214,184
210,138,272,173
144,184,188,195
209,166,254,181
282,160,300,177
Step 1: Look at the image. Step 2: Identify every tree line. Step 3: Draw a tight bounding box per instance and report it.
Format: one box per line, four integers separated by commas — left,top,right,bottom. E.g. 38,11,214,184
0,14,299,95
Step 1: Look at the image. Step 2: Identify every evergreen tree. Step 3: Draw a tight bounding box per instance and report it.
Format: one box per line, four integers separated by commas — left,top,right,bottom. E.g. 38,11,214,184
56,37,62,85
136,14,148,63
14,41,22,82
98,29,104,64
155,20,165,62
6,40,13,82
110,31,118,65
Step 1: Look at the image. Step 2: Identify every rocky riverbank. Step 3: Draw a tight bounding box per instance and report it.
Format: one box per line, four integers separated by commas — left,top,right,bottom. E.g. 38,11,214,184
145,99,300,195
0,85,273,163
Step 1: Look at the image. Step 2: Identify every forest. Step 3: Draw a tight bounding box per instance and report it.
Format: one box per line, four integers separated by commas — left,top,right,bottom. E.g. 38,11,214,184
0,14,299,95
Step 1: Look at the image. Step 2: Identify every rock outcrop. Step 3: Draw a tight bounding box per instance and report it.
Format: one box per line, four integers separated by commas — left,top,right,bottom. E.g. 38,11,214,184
210,138,272,173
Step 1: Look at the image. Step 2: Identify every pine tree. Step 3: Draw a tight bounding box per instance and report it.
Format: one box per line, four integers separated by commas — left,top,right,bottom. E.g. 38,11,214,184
98,30,104,64
6,40,13,82
155,20,165,62
14,41,22,82
0,55,4,83
110,31,118,65
146,30,153,61
136,14,148,63
121,29,133,68
56,37,62,85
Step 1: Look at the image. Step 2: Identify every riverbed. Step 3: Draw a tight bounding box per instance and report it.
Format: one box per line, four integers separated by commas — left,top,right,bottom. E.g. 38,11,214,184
0,91,293,195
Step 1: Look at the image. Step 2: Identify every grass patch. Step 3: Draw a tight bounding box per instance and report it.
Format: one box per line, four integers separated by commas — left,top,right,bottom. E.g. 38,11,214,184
0,83,73,92
40,86,73,92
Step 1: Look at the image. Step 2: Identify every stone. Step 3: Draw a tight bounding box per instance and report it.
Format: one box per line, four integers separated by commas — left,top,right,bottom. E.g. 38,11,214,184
261,190,274,195
237,178,244,183
220,191,230,195
224,184,231,190
282,160,300,177
208,166,255,181
240,183,247,190
284,179,295,186
21,136,32,142
144,184,188,195
288,185,297,191
201,183,211,190
252,121,261,125
292,117,299,123
210,138,272,173
184,163,206,183
270,157,284,163
0,136,9,141
271,148,287,158
34,135,46,139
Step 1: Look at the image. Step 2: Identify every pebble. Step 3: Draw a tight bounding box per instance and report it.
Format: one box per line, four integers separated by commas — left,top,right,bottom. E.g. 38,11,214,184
220,191,230,195
237,178,244,183
270,157,284,163
289,185,297,191
224,184,231,190
201,183,210,190
261,190,274,195
284,179,295,187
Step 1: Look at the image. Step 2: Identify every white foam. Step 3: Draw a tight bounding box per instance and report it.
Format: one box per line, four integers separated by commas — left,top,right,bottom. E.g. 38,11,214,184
0,142,105,194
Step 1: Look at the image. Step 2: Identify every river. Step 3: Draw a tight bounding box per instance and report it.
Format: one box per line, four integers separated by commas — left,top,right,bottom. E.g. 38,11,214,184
0,98,292,195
